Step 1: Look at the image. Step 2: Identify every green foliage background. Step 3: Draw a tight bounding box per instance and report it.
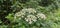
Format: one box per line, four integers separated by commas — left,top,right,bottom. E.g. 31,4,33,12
0,0,60,28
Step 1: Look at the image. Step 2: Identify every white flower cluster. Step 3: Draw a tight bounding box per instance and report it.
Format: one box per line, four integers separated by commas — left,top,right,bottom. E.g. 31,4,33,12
14,8,46,24
36,13,46,19
14,11,25,20
22,8,36,14
25,15,37,24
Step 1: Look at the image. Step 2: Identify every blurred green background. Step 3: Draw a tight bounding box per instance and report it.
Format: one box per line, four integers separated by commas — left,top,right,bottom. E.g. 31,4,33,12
0,0,60,28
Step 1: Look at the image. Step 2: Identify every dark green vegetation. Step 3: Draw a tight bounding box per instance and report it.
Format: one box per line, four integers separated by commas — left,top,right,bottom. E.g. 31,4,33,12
0,0,60,28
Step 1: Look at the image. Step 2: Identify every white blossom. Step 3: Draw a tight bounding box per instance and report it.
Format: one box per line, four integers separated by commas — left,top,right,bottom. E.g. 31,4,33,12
25,15,37,24
14,11,25,21
14,8,47,24
22,8,36,14
36,13,46,19
15,11,25,17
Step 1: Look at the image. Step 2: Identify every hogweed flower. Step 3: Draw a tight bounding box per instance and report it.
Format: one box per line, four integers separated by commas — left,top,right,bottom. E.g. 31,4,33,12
25,15,37,24
15,11,25,17
36,13,46,19
22,8,36,14
14,11,25,21
14,8,46,24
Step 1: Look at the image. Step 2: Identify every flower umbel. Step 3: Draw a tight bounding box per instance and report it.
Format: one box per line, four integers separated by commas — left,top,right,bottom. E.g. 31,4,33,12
36,13,46,19
22,8,36,14
25,15,37,24
14,8,46,24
